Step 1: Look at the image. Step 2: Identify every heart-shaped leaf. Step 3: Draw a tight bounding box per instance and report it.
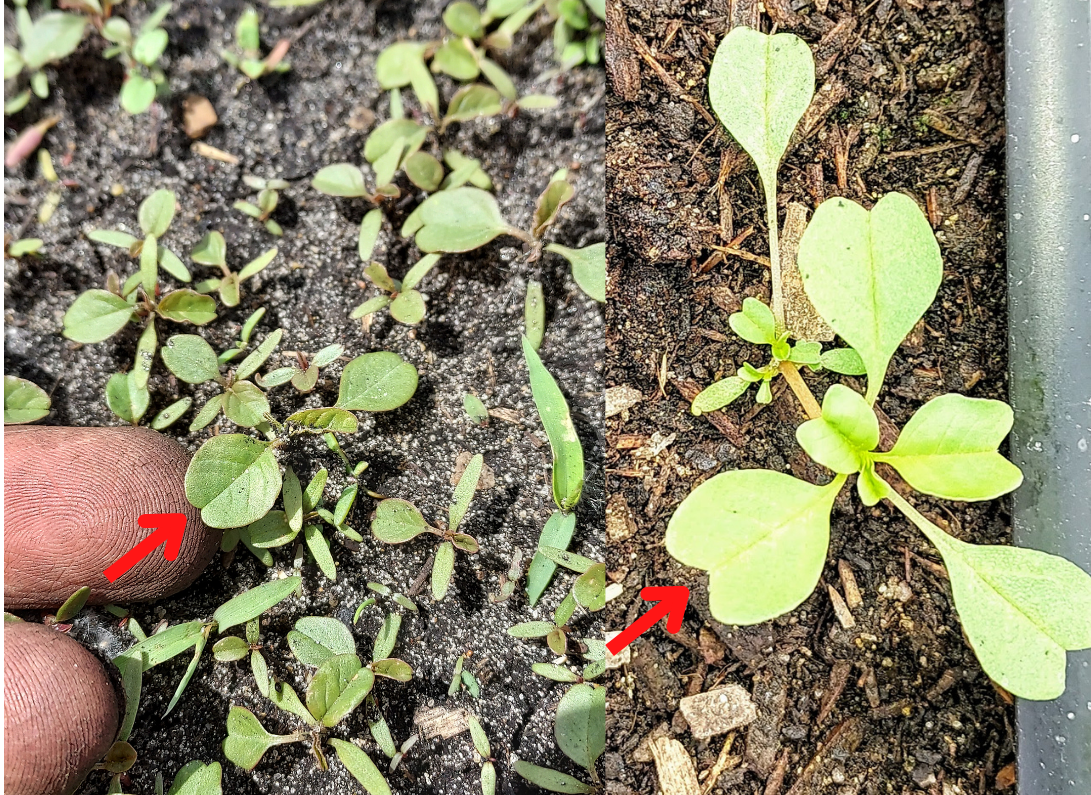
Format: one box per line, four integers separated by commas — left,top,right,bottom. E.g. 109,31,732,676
223,706,296,771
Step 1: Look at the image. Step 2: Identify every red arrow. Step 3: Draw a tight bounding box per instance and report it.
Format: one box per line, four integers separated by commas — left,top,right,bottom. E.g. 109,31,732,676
607,586,690,655
102,513,187,583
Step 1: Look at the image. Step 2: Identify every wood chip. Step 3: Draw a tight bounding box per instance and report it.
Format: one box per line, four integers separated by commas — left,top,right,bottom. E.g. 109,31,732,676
678,685,757,739
632,722,671,763
413,705,468,739
838,559,862,609
191,142,239,164
182,95,217,138
827,584,855,629
816,660,853,725
606,385,643,418
784,718,864,795
487,407,521,423
606,494,637,542
995,762,1016,790
781,202,834,342
650,737,700,795
701,733,740,795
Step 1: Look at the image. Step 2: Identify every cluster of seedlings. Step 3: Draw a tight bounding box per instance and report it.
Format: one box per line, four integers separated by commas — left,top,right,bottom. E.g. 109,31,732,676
669,27,1091,701
4,1,605,792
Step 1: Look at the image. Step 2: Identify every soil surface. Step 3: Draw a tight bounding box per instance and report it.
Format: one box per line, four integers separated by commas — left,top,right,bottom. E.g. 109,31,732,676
4,1,604,794
605,0,1013,793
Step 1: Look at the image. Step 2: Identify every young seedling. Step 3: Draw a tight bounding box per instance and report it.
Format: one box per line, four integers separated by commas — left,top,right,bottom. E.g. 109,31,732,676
258,343,343,394
448,652,482,698
488,549,525,603
508,590,579,656
3,0,88,114
42,585,91,632
220,6,290,80
350,255,442,326
4,237,44,258
222,613,411,786
463,393,489,426
189,230,277,307
512,682,605,794
690,297,865,414
372,453,484,600
99,2,173,114
184,350,418,531
668,190,1091,701
466,714,497,795
234,175,290,236
4,375,51,424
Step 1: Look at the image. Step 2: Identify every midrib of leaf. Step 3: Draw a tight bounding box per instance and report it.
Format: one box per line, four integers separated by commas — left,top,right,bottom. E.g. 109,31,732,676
709,475,844,570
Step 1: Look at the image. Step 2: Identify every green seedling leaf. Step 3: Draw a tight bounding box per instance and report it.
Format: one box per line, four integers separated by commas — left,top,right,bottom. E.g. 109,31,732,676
166,761,223,795
890,491,1091,700
464,393,488,425
533,663,581,683
393,594,417,611
508,621,554,638
185,434,282,528
304,524,337,581
7,238,42,256
252,651,270,697
139,189,176,237
527,510,577,606
240,307,266,344
88,230,140,249
874,394,1024,501
303,468,328,513
358,209,383,261
796,384,878,475
312,164,369,198
165,626,209,715
365,263,400,293
547,628,567,655
512,760,593,794
449,654,466,696
189,394,223,433
322,666,376,727
375,135,406,186
235,329,283,381
282,467,303,533
554,591,577,626
21,13,87,72
371,501,432,543
708,26,814,192
219,273,241,307
133,26,168,66
444,1,483,37
334,485,358,527
365,118,429,164
373,613,402,662
443,150,492,190
223,706,298,771
102,740,137,774
354,599,375,624
55,585,90,622
223,381,271,427
449,453,483,532
113,654,142,743
311,343,343,368
212,636,249,662
162,334,219,383
371,658,413,681
522,337,585,511
284,408,357,435
525,279,545,351
106,370,150,424
191,232,227,267
546,243,606,303
412,187,521,253
402,254,441,292
451,533,479,553
157,290,216,325
267,680,315,726
336,352,418,411
239,247,278,281
534,176,575,237
820,347,866,375
797,193,943,403
117,620,206,671
729,297,777,345
292,364,319,392
157,246,191,282
141,3,173,35
329,738,392,795
556,683,605,771
404,151,444,192
468,714,491,758
389,290,426,324
432,540,456,601
4,376,50,424
214,577,300,633
537,546,594,573
573,563,606,611
288,615,355,667
247,510,298,549
691,376,748,415
63,290,134,343
307,653,362,721
667,470,845,624
516,94,559,110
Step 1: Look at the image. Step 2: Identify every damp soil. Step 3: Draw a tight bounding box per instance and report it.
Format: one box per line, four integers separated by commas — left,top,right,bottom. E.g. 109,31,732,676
4,1,604,793
605,1,1013,793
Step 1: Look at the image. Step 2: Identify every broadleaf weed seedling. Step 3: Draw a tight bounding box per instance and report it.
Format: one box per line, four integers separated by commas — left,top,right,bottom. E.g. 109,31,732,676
512,681,604,794
234,175,290,236
371,453,485,601
220,6,291,80
189,230,277,307
4,374,51,425
668,26,1091,702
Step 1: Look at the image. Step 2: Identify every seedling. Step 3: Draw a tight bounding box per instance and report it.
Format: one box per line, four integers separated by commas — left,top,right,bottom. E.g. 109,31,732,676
99,2,173,114
4,375,51,424
350,255,442,326
222,613,411,786
546,243,605,304
42,585,91,631
258,342,344,394
371,453,485,600
488,549,525,603
508,592,578,656
234,175,290,236
691,297,865,414
464,393,489,426
448,652,482,698
3,0,88,114
4,237,44,258
220,7,290,79
467,715,497,795
512,682,605,793
189,230,277,307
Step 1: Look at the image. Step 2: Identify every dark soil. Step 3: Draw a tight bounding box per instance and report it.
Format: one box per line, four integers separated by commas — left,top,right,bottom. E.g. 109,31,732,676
4,1,604,794
605,0,1013,793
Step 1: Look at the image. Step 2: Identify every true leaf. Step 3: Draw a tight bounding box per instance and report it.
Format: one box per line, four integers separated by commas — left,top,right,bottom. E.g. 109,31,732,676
512,760,593,794
336,352,418,411
404,151,444,192
304,524,337,581
546,243,605,303
666,470,844,624
121,73,157,114
364,118,429,164
534,176,574,236
269,681,316,726
432,540,456,601
4,376,50,424
555,683,605,771
322,666,376,727
63,290,134,343
162,334,219,383
306,653,362,721
444,84,502,126
223,381,271,428
191,232,227,267
184,434,282,528
235,328,283,381
449,453,483,532
573,563,606,611
729,297,777,345
247,510,298,549
522,336,584,511
820,347,866,375
691,376,749,415
223,707,296,771
133,27,168,66
212,636,249,662
526,510,577,606
389,289,426,324
401,253,441,292
239,247,278,281
797,193,943,402
106,371,150,424
372,613,401,662
214,577,301,633
21,13,87,71
157,290,216,324
372,499,431,544
875,394,1024,501
371,658,413,681
796,384,878,475
139,189,176,237
166,761,222,795
412,187,519,254
311,164,369,197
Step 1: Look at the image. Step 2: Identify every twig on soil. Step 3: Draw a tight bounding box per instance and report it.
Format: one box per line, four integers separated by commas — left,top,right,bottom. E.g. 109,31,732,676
881,140,972,160
628,32,718,129
708,243,770,268
700,732,740,795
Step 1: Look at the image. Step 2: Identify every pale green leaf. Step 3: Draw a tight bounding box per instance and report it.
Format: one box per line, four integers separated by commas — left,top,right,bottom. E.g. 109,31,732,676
525,279,545,351
796,384,877,475
247,510,298,548
546,243,605,303
432,540,456,601
312,164,369,197
63,290,134,343
556,683,605,771
449,453,483,532
522,336,584,511
106,370,150,424
372,499,430,543
329,739,392,795
161,334,219,384
150,397,192,430
286,407,358,434
235,328,283,381
372,613,401,662
358,209,383,261
191,231,226,267
336,352,418,411
304,524,337,581
184,434,282,529
158,290,217,325
389,289,426,324
526,510,576,606
413,187,519,253
512,760,593,794
4,376,50,424
223,707,296,771
21,13,87,71
214,577,300,633
139,189,176,237
691,376,749,415
728,297,776,345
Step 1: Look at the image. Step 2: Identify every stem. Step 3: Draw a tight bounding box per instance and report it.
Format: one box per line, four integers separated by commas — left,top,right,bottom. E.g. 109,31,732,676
763,170,784,331
779,361,822,420
884,487,953,555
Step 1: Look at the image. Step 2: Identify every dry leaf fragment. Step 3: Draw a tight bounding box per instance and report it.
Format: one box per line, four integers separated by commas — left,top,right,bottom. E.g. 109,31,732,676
606,385,643,418
192,142,239,164
678,685,757,739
